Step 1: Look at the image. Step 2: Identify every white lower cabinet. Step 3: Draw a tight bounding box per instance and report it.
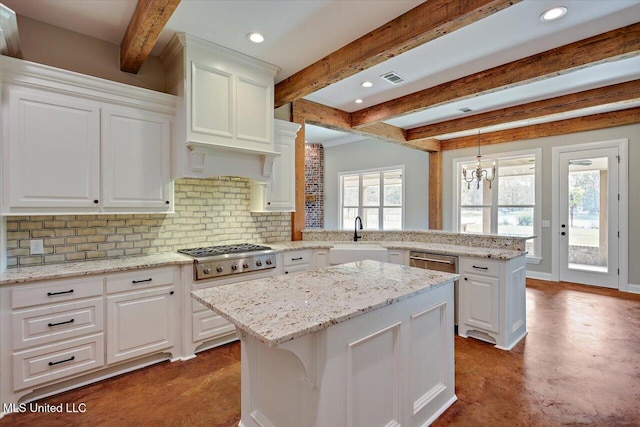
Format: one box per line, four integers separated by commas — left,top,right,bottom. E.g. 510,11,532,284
0,266,181,411
459,271,499,334
105,267,179,364
281,249,312,274
458,255,527,350
388,249,409,265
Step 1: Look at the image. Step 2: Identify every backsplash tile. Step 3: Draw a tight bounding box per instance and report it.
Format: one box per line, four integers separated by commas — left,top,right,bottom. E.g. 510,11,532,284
6,177,291,267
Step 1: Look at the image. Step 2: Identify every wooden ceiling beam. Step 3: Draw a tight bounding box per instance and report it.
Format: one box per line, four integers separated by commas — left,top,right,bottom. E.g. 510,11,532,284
293,99,441,152
275,0,520,107
351,22,640,127
407,79,640,141
440,107,640,150
120,0,180,74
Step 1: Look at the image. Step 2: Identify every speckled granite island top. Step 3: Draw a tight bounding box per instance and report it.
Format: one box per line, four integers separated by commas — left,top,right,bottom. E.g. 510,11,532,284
191,260,459,347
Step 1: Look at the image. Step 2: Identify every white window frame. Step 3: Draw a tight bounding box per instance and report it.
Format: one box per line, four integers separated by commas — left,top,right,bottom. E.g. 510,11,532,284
338,165,406,230
452,148,542,262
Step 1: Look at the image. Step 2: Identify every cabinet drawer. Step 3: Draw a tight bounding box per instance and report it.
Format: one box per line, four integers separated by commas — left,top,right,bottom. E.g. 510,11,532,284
105,267,176,294
11,277,104,309
13,297,104,350
192,311,235,342
282,250,312,266
460,258,499,277
13,333,104,391
283,264,310,274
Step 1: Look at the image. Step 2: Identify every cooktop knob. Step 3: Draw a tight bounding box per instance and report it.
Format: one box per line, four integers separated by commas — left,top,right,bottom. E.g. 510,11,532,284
203,266,211,274
243,263,249,269
256,260,262,267
231,264,238,270
216,266,224,273
266,259,272,265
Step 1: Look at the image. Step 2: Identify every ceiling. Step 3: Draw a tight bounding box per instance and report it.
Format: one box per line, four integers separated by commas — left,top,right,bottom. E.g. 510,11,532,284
3,0,639,146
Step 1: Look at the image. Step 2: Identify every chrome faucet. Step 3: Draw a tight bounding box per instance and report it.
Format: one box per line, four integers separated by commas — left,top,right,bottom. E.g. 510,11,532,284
354,216,363,241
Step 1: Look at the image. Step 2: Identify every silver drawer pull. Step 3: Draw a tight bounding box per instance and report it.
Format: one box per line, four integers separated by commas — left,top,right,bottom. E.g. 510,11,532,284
472,265,489,270
132,278,153,284
48,319,75,328
291,257,303,261
410,256,454,264
47,289,74,297
48,356,75,366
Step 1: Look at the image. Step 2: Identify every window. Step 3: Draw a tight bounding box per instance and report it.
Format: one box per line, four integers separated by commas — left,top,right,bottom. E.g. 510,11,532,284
454,149,541,258
339,167,404,230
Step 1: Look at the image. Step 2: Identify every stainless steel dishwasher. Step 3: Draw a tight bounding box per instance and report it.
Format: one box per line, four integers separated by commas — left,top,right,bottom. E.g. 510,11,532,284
409,251,459,326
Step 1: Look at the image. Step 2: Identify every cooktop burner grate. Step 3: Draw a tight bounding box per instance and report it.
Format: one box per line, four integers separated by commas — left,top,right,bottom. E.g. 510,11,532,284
178,243,272,258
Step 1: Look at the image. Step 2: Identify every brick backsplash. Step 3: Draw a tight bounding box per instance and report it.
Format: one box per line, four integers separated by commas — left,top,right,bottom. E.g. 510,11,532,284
6,177,291,267
305,143,324,229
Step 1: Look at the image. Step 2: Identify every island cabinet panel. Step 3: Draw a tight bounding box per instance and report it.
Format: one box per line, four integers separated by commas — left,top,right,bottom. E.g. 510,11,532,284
458,255,527,350
238,281,456,427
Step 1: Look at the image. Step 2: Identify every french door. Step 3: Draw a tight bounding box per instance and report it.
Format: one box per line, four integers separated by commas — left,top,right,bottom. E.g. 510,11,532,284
558,147,619,288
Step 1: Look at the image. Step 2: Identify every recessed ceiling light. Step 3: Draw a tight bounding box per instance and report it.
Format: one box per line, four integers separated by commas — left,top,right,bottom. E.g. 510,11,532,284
247,32,265,43
540,6,567,21
361,81,373,88
355,99,363,104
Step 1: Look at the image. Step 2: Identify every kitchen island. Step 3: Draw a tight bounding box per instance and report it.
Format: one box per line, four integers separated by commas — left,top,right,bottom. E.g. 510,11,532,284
192,260,459,427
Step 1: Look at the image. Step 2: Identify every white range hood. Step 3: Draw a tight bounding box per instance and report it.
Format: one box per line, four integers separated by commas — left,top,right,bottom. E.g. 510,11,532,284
185,141,280,181
161,32,281,181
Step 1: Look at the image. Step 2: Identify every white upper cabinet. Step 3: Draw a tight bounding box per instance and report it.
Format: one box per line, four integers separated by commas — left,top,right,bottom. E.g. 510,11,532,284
250,120,300,212
1,56,176,215
161,33,280,180
101,107,172,210
5,87,101,210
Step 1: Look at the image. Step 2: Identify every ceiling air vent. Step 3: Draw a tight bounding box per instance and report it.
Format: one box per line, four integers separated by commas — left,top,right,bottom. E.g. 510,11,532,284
380,71,405,85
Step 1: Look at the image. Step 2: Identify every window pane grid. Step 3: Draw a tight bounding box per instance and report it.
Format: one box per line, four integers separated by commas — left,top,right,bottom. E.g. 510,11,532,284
340,168,403,230
457,152,539,256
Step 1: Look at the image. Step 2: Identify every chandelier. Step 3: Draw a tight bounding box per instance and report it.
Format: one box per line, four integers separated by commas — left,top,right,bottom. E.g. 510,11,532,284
462,131,496,190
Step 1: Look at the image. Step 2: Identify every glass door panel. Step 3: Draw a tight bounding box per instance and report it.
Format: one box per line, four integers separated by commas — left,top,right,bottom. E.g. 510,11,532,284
558,148,618,288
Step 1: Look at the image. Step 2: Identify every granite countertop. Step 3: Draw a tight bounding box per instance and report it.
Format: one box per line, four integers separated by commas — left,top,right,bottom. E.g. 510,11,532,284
0,252,192,285
191,260,459,347
269,240,525,260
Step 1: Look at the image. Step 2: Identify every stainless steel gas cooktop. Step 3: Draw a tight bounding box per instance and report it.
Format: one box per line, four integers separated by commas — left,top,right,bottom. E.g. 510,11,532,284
178,243,277,280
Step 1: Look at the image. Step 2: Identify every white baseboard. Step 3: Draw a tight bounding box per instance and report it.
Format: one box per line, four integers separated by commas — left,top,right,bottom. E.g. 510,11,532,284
526,271,554,281
624,283,640,294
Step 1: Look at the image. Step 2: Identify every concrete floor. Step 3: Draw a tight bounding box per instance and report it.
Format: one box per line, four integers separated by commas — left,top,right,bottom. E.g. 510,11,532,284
2,279,639,426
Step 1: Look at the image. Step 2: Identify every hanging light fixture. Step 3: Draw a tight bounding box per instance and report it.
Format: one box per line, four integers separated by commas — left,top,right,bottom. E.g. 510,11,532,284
462,130,496,190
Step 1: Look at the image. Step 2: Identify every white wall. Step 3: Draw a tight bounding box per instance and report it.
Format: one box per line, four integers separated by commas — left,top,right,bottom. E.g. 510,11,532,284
441,123,640,286
324,138,429,230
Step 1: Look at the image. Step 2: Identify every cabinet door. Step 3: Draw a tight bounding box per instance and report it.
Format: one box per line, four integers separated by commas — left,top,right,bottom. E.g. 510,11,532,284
106,285,177,364
4,87,100,211
266,136,295,211
388,250,409,265
460,273,500,333
101,108,172,211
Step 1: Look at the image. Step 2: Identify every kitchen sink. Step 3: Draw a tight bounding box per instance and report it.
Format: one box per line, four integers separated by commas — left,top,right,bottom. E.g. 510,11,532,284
329,243,388,265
